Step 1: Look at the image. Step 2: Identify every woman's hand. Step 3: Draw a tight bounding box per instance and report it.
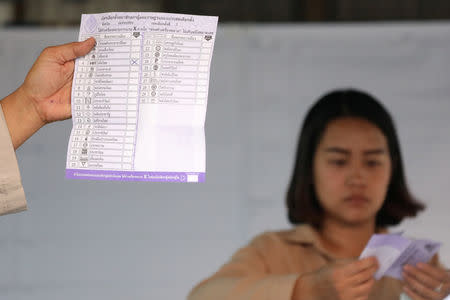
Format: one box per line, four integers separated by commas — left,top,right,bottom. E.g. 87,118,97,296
293,256,379,300
19,37,96,123
403,263,450,300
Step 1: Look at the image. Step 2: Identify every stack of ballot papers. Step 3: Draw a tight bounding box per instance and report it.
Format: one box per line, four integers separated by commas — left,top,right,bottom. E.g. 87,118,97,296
65,12,218,182
360,233,441,280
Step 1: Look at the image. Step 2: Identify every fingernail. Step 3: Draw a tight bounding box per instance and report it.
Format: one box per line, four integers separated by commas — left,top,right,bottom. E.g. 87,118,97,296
404,265,411,271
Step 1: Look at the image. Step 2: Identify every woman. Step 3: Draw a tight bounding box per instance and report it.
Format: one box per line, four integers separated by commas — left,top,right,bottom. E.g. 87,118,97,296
188,89,449,300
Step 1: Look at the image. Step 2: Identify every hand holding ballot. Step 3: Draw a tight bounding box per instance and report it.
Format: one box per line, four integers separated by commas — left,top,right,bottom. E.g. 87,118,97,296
1,38,96,149
360,233,449,300
292,257,379,300
359,233,441,280
20,38,96,123
402,262,450,300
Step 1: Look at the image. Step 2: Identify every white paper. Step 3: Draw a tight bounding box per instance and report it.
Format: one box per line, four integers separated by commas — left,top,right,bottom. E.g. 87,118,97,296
360,233,441,280
65,12,218,182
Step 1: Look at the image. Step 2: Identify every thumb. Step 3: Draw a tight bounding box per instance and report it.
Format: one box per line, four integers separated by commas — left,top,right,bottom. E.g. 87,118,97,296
75,37,96,57
49,37,96,64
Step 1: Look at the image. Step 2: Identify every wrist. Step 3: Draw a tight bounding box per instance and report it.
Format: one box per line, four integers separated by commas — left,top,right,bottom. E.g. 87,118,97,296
1,87,46,149
17,85,47,122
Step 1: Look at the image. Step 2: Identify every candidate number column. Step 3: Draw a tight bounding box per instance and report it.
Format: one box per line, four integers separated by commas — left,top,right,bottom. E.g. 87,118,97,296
69,42,94,169
87,33,134,170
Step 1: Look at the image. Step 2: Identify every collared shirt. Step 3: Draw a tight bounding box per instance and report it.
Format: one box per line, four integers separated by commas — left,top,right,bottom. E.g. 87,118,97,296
189,224,441,300
0,104,27,216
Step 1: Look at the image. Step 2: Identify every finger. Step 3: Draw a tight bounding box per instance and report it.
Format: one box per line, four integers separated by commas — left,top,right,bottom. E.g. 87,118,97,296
404,265,442,291
46,37,96,64
404,286,427,300
344,257,379,276
416,263,449,282
403,270,442,300
352,277,375,297
349,264,378,286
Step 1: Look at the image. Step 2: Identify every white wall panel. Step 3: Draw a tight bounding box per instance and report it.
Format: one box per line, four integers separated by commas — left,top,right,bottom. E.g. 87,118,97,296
0,23,449,299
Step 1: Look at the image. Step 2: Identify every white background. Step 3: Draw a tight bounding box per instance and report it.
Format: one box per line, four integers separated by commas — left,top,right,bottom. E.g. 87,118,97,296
0,23,449,300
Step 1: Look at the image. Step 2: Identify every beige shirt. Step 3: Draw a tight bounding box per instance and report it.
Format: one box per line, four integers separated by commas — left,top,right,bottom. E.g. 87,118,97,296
0,104,27,215
189,224,442,300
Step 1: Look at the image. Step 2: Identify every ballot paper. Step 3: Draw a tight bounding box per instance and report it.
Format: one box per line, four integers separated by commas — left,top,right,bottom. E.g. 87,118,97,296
360,233,441,280
65,12,218,182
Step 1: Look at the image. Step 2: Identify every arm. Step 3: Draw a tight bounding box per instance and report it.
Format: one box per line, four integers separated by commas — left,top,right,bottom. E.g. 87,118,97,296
0,38,95,216
0,104,26,215
188,234,299,300
188,233,378,300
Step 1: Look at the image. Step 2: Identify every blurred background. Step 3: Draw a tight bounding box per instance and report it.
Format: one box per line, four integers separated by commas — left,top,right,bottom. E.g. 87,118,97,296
0,0,449,25
1,1,450,300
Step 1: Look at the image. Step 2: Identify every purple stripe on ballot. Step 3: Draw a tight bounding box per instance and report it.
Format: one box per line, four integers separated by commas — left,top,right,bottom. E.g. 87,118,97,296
66,169,205,182
366,234,411,251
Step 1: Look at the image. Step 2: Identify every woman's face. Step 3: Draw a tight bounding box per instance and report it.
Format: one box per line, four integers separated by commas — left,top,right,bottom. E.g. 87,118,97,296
313,117,392,226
